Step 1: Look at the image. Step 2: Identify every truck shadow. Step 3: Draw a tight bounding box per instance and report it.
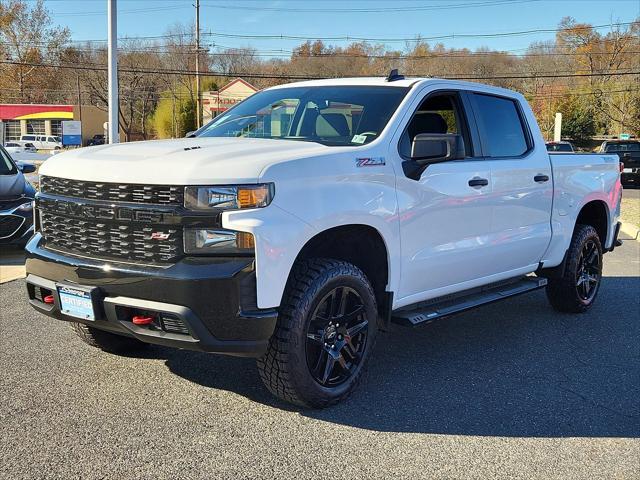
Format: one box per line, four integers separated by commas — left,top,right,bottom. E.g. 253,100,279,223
160,275,640,438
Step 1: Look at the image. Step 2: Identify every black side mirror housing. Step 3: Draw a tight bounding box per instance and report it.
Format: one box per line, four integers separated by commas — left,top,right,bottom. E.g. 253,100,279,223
411,133,465,164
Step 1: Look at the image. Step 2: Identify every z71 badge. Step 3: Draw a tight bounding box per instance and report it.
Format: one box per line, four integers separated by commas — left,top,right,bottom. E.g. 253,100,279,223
356,157,385,167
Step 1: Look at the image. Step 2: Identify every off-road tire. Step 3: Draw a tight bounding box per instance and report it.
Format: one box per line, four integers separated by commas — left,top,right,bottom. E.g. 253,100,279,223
71,322,148,353
546,224,603,313
257,258,378,408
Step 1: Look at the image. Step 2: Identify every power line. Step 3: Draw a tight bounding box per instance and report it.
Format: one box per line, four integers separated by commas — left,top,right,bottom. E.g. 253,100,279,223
6,20,634,46
11,43,639,60
2,59,639,81
53,4,188,17
198,21,637,43
201,0,541,13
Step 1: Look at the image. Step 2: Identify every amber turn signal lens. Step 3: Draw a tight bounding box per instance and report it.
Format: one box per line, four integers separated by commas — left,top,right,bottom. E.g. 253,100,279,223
237,186,271,209
236,231,255,249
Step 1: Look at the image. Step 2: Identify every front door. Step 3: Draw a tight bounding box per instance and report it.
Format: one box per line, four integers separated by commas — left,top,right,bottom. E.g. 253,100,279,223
393,90,497,305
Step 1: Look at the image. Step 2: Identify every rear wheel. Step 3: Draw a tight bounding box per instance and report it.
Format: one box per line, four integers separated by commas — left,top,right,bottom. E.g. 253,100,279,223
257,258,378,408
546,224,603,313
71,322,148,354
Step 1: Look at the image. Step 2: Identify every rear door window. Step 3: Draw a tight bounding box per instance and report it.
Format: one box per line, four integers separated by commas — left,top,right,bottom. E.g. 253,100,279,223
472,93,529,158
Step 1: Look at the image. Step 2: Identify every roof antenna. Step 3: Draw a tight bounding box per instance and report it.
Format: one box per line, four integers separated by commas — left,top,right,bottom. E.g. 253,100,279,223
386,69,405,82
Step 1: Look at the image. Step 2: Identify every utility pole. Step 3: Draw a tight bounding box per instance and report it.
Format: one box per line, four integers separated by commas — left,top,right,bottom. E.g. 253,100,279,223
107,0,119,143
76,75,83,146
195,0,202,129
76,76,83,124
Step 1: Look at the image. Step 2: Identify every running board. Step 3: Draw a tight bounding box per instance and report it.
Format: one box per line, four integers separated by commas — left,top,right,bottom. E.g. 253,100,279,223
391,276,548,327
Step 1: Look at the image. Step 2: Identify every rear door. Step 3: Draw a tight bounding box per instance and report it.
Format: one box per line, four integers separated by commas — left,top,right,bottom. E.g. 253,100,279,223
469,93,553,273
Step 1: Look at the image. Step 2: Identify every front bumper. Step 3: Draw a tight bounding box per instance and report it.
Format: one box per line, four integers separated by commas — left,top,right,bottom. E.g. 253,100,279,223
25,233,278,357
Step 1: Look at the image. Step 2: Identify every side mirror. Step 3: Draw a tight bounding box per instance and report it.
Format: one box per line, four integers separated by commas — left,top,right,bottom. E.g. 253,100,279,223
411,133,465,164
185,131,196,138
19,162,37,174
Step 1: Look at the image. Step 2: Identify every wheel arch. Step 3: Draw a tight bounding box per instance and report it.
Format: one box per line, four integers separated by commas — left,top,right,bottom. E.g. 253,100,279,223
540,199,610,279
289,224,393,329
575,199,610,247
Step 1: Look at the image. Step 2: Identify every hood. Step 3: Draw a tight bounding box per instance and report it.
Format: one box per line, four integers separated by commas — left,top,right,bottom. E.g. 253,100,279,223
0,171,27,200
38,137,334,185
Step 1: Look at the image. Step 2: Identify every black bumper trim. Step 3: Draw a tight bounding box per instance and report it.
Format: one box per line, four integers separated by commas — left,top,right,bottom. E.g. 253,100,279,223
25,235,278,357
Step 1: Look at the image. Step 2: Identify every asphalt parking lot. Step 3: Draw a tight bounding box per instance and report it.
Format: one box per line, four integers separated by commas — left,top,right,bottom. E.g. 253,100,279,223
1,238,638,479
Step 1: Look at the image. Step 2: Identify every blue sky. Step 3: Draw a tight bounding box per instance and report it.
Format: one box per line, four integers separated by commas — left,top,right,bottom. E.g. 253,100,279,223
41,0,640,55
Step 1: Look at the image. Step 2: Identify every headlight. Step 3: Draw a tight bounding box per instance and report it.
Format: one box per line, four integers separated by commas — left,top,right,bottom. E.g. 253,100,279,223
184,184,274,210
184,228,255,254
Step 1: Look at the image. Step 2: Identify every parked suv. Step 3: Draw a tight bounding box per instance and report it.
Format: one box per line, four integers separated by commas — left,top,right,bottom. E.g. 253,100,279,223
0,146,36,248
25,75,622,407
87,134,106,146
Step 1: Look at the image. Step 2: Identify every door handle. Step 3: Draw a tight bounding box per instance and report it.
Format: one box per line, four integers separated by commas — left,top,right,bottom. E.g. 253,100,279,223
468,178,489,188
534,174,550,183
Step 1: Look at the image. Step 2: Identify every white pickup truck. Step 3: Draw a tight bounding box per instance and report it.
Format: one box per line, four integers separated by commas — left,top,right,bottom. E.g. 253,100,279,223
25,73,622,408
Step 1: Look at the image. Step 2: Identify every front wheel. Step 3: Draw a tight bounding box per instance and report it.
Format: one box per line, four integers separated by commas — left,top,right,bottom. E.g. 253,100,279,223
546,224,603,313
257,258,378,408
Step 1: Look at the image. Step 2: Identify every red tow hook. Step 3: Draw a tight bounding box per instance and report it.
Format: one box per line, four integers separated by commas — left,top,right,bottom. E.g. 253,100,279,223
132,315,155,326
43,295,55,305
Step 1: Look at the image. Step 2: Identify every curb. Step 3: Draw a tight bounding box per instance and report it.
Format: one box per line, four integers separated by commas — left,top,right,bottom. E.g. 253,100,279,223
0,266,26,284
620,222,640,243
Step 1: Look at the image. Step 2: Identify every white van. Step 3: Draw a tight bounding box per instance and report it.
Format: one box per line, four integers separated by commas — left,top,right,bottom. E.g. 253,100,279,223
18,135,62,150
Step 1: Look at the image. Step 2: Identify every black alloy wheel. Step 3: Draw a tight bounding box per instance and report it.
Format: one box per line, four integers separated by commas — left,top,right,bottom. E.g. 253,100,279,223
546,224,603,313
257,258,378,408
575,238,601,302
305,286,369,387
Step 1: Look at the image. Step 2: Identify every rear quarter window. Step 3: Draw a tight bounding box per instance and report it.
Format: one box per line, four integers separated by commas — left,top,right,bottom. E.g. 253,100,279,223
472,93,529,158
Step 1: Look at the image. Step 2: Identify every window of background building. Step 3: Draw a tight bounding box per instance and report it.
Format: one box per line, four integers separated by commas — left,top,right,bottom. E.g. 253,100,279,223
51,120,63,137
5,120,21,141
26,119,45,135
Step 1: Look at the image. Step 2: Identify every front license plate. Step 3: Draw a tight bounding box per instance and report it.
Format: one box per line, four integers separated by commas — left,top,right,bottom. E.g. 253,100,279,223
58,285,96,321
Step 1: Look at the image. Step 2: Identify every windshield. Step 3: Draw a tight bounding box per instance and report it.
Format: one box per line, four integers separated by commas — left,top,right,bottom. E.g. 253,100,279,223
0,147,18,175
197,86,409,146
605,142,639,152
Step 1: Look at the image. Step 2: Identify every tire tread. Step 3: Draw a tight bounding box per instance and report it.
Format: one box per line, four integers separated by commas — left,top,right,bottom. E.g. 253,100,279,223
546,224,602,313
257,258,377,408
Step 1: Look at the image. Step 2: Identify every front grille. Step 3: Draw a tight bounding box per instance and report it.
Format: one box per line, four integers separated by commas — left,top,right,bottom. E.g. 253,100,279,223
40,212,182,263
0,215,25,239
40,176,184,205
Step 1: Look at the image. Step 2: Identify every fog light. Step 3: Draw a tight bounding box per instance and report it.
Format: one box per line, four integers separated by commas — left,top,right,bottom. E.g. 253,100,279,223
184,228,255,254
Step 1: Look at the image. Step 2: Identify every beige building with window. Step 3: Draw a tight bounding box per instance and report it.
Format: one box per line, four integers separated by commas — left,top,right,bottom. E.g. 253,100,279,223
202,79,258,123
0,104,108,145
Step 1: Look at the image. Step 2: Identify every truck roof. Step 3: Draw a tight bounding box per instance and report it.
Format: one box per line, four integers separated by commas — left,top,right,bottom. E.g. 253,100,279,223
268,76,419,88
267,77,522,98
